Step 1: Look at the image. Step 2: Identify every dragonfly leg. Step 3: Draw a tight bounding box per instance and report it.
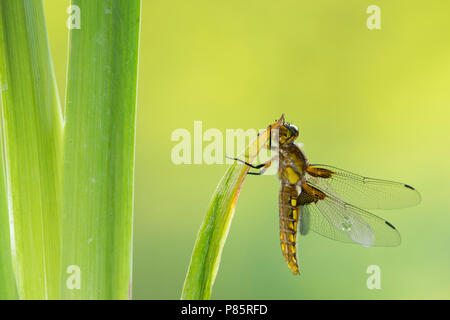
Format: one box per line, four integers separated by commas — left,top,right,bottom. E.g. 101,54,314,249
247,158,273,176
256,126,279,151
226,155,277,176
247,160,272,175
266,127,280,151
225,155,268,169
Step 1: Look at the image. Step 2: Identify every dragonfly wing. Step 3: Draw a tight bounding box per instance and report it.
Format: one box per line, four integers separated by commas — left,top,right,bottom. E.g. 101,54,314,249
299,205,310,235
306,164,421,209
299,182,401,247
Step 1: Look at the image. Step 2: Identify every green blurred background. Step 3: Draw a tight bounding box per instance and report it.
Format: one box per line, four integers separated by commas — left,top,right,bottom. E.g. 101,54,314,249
44,0,450,299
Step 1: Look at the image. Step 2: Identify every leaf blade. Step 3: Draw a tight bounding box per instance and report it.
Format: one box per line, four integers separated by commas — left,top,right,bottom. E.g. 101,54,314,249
61,0,141,299
0,0,63,299
0,127,17,299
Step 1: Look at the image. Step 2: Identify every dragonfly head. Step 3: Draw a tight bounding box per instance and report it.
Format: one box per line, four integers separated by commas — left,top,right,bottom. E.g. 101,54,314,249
279,123,299,145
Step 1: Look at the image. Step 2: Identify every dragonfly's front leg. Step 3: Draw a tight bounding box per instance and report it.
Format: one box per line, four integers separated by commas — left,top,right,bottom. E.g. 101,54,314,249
247,159,273,175
226,155,278,176
258,125,279,151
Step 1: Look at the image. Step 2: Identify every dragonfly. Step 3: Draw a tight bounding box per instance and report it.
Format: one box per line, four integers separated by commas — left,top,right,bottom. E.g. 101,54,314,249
230,117,421,275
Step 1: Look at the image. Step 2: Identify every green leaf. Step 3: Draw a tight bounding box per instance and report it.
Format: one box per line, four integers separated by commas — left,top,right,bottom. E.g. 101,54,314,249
0,0,63,299
181,116,284,300
61,0,141,299
0,128,18,299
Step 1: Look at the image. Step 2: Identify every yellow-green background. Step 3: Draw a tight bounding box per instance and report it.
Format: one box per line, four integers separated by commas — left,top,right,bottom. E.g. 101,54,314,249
44,0,450,299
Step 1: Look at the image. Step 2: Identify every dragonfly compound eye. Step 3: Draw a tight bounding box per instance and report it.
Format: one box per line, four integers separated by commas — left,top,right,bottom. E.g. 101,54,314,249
286,124,299,139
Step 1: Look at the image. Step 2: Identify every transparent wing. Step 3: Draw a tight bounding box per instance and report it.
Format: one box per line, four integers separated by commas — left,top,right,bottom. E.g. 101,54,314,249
299,184,401,247
306,164,421,210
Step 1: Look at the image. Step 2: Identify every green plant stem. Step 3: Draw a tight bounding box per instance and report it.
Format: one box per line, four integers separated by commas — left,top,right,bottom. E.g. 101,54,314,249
61,0,141,299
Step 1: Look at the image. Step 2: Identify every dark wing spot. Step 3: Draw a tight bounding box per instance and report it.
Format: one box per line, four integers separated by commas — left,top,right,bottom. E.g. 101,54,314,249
404,184,415,190
385,221,396,229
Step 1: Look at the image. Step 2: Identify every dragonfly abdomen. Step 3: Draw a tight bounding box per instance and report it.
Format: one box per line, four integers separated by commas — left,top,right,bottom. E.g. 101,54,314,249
279,183,301,275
